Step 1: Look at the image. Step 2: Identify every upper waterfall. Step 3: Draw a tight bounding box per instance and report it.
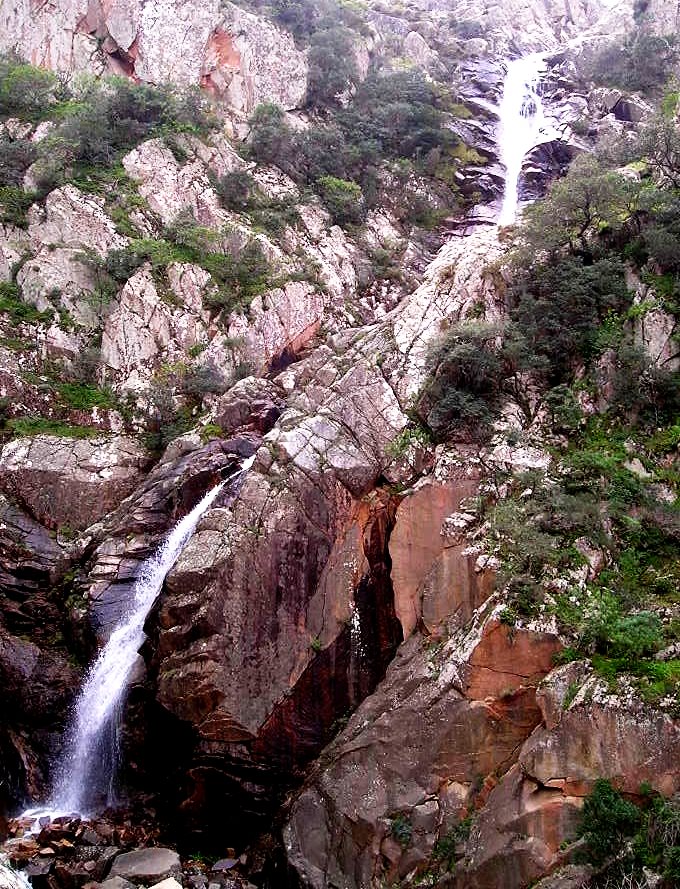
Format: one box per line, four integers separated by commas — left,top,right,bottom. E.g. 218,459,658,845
497,53,553,226
23,455,256,820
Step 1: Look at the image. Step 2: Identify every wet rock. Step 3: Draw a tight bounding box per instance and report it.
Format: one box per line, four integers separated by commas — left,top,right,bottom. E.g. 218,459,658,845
109,849,180,884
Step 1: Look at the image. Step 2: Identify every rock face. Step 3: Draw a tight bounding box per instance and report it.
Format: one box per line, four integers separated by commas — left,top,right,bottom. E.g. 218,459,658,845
284,611,562,888
0,0,308,116
0,435,151,531
145,464,403,842
451,664,680,888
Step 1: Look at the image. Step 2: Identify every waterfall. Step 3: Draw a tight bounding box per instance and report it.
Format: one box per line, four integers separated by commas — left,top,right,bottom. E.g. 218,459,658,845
497,53,551,226
0,857,31,889
25,455,255,820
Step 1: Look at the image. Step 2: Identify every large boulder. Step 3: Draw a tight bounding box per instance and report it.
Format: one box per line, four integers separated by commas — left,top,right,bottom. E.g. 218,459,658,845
0,435,151,531
109,848,181,883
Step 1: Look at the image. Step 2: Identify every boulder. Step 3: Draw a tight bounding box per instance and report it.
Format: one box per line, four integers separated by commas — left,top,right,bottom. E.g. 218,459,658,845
109,849,180,884
0,435,151,531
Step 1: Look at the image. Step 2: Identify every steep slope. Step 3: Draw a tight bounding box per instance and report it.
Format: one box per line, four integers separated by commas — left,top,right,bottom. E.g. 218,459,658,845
0,1,678,889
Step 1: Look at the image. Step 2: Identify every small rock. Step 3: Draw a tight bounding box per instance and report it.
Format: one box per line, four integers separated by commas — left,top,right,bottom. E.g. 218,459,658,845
78,830,102,847
148,879,182,889
211,859,238,873
109,849,181,884
100,877,136,889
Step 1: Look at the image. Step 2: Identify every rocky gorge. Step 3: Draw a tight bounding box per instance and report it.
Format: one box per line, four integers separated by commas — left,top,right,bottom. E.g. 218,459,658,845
0,0,679,887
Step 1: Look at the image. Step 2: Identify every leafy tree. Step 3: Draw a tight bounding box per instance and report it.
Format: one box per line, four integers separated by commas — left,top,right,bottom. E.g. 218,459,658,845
636,115,680,188
517,155,638,259
512,256,630,378
306,27,358,107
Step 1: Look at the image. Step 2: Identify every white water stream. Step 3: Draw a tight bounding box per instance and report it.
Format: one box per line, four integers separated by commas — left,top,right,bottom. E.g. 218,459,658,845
497,53,554,226
24,455,255,820
0,856,31,889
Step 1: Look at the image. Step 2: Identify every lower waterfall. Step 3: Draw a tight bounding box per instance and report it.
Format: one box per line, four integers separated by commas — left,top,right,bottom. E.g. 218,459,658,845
24,455,255,819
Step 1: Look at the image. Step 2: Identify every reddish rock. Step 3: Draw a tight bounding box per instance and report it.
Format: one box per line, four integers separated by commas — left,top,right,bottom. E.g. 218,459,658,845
285,612,561,889
389,478,488,637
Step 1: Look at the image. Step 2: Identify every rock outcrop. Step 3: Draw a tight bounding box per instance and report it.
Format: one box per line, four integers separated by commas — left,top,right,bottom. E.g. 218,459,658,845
0,435,151,531
0,0,309,116
284,608,562,888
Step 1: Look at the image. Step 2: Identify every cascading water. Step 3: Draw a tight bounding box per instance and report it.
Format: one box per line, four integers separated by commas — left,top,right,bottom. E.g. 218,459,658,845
497,53,553,226
0,856,32,889
25,455,255,819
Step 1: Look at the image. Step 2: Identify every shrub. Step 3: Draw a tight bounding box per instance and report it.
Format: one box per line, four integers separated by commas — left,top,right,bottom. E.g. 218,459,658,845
582,30,678,95
316,175,364,225
0,136,37,186
214,169,257,211
0,185,36,227
0,55,57,119
0,281,51,323
247,103,293,166
578,779,641,864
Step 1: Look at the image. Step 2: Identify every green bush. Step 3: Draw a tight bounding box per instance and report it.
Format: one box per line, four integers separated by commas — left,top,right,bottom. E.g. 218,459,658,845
0,184,36,227
582,29,678,95
0,281,51,323
0,55,57,119
214,169,257,211
0,136,37,186
578,779,641,864
316,174,363,225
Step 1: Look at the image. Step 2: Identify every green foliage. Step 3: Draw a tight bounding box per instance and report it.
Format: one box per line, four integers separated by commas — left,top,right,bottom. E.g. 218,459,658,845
306,27,358,107
316,175,364,225
0,70,216,191
0,55,58,119
0,136,37,186
247,103,291,166
214,169,257,211
578,779,641,864
7,416,100,439
105,225,273,315
582,29,679,95
246,69,461,228
55,382,116,411
0,185,36,227
516,155,637,258
0,281,51,323
390,814,413,848
577,781,680,883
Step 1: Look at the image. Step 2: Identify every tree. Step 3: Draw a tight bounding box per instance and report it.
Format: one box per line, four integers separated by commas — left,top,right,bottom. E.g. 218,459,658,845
306,27,358,107
517,155,639,259
637,114,680,189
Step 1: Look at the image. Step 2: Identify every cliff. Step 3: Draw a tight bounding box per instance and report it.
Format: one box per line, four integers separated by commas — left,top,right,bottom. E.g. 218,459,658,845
0,1,678,888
